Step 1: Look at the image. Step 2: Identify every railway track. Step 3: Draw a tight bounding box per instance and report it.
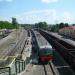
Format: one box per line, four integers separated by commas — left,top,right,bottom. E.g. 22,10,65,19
7,29,27,56
30,29,60,75
39,30,75,74
49,62,55,75
0,30,27,58
43,64,53,75
42,62,59,75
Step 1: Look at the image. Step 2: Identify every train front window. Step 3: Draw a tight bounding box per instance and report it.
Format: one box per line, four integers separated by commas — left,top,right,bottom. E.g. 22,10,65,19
40,48,52,55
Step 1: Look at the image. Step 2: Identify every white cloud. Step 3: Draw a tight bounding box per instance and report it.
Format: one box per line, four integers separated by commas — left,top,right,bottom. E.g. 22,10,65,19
61,12,74,23
15,9,57,24
41,0,58,4
0,0,13,2
1,10,74,24
16,10,75,24
56,11,75,24
63,12,72,21
0,17,11,22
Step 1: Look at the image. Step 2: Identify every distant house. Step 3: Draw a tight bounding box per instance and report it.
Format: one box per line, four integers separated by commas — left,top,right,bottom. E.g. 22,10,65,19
59,26,75,38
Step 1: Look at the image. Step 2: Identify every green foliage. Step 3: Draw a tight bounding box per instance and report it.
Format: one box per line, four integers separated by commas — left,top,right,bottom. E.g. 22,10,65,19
50,23,69,32
35,22,48,30
0,21,17,29
65,23,69,27
50,24,59,32
34,22,69,32
72,24,75,26
12,17,17,25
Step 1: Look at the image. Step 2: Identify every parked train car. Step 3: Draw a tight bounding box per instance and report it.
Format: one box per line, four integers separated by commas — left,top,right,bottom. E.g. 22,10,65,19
34,31,53,63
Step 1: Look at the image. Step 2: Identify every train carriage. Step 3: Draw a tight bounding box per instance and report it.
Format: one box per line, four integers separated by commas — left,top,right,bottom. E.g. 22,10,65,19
34,31,53,63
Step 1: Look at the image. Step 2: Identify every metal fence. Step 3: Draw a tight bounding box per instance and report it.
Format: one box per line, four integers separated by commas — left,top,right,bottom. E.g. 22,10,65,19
0,57,31,75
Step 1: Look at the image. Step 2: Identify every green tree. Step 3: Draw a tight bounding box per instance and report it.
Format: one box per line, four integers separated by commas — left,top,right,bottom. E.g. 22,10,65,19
0,21,17,29
35,22,48,30
12,18,17,25
12,17,18,28
59,23,65,29
65,23,69,27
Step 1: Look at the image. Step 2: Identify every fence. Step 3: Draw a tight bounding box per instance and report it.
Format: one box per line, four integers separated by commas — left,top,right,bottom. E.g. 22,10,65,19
0,56,31,75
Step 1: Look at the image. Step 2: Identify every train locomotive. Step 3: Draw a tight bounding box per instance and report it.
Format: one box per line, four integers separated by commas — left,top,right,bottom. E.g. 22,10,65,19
34,31,53,63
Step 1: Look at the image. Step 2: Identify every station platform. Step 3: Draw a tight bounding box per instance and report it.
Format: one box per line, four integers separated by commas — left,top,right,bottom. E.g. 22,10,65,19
18,64,53,75
18,60,60,75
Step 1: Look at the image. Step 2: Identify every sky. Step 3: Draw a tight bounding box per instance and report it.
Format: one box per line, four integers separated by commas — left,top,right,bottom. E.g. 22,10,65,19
0,0,75,24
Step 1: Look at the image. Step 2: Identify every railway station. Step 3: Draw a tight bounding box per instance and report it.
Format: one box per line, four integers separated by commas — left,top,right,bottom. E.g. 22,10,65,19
1,0,75,75
0,28,75,75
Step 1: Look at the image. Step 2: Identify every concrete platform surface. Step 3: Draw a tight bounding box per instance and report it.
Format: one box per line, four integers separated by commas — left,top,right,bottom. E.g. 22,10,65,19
18,64,49,75
18,63,56,75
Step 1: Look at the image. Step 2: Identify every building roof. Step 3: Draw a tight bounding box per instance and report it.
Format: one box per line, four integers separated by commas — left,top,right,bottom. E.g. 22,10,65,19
70,26,75,30
59,26,75,32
